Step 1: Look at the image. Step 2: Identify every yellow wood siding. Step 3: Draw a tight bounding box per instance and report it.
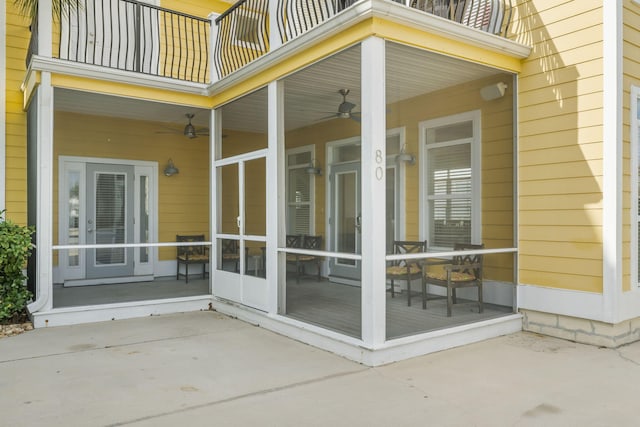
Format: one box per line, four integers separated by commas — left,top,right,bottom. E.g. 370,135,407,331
512,0,604,292
54,112,210,262
4,4,31,225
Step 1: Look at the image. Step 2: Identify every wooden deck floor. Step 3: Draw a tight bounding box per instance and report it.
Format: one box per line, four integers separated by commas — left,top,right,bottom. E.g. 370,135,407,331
285,278,513,340
53,278,209,308
53,276,512,340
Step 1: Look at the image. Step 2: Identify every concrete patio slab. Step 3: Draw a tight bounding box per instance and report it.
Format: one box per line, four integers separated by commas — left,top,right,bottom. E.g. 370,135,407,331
1,311,639,426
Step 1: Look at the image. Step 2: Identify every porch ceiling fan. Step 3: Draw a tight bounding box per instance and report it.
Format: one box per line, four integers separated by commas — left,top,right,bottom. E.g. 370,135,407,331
156,113,209,139
317,89,361,123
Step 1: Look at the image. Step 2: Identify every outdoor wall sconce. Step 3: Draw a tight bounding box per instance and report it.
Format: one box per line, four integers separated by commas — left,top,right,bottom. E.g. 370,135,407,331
164,159,179,176
396,145,415,165
306,160,322,176
480,82,508,101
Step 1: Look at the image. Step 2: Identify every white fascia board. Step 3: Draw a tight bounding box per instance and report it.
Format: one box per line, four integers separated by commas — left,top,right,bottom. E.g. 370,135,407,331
208,0,531,97
28,56,209,96
0,0,6,211
518,284,606,322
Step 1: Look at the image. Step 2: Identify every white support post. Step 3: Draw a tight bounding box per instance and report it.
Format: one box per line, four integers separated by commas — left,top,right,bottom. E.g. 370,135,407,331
361,37,386,347
208,13,220,84
602,0,623,323
210,108,221,294
37,0,52,58
267,81,285,314
269,0,282,50
27,72,54,313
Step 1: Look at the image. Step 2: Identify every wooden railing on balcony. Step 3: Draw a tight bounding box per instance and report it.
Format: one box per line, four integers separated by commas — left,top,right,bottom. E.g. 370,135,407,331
26,0,211,83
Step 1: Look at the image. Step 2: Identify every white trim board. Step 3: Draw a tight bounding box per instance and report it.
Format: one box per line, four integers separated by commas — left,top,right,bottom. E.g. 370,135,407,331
0,1,6,212
211,298,522,366
601,0,623,323
31,296,211,328
518,284,605,322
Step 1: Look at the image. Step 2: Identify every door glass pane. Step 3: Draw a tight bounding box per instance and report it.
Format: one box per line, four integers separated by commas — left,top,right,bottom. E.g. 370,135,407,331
336,171,357,265
67,171,80,267
219,163,239,235
139,175,149,263
244,158,266,236
95,172,126,265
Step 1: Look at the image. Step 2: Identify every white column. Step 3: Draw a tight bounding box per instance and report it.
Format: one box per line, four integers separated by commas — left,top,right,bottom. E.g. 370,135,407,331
602,0,622,323
269,0,282,51
210,108,222,294
267,81,285,314
27,72,54,313
360,37,386,347
208,13,220,83
37,0,52,58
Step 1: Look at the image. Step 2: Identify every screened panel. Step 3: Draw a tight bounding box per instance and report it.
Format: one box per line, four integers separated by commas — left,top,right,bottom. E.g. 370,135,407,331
139,175,149,264
219,163,239,235
244,157,266,236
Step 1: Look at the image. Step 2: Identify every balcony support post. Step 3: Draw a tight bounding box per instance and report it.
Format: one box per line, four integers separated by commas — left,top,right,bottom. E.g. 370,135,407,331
269,0,282,50
37,0,52,58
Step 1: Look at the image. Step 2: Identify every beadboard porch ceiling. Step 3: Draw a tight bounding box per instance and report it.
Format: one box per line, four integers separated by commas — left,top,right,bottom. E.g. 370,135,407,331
54,42,500,133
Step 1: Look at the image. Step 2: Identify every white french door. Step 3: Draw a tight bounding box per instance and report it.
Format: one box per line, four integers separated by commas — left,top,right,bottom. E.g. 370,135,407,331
59,157,156,285
328,161,361,282
85,163,134,279
214,150,268,311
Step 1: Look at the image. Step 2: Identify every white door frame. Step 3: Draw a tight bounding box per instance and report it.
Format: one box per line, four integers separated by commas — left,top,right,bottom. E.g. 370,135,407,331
324,128,406,281
58,156,158,284
213,148,269,311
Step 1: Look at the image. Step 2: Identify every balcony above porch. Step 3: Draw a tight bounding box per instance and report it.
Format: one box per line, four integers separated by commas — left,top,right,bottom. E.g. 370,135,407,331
26,0,525,89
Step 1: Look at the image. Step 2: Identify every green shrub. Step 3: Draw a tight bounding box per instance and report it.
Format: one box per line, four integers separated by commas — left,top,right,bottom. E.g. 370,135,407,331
0,210,35,323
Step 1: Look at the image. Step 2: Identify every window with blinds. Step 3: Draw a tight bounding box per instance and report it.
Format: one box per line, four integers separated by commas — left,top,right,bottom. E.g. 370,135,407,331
95,172,126,265
425,120,474,249
286,149,314,235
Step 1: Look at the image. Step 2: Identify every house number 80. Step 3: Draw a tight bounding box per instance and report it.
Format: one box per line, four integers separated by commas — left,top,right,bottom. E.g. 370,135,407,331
375,149,383,180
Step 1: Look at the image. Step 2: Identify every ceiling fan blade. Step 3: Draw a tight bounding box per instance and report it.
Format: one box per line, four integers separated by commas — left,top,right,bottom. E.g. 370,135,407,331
315,114,338,121
350,115,361,123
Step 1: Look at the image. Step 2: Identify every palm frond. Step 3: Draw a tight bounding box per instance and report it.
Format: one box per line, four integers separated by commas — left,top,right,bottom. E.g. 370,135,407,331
13,0,81,20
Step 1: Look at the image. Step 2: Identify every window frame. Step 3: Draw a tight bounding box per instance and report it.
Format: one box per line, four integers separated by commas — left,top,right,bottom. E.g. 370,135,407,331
285,144,316,235
419,110,481,251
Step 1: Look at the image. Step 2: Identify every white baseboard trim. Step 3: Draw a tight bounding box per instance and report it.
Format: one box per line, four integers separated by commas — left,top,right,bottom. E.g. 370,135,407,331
211,298,522,366
31,296,212,328
518,284,606,322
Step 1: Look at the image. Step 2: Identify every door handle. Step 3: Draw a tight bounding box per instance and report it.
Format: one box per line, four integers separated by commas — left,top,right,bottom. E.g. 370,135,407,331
88,219,94,233
237,216,241,229
355,214,361,232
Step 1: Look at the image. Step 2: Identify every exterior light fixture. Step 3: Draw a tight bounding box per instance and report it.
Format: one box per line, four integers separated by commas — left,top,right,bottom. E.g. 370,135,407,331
164,159,179,176
480,82,508,101
306,160,322,176
396,145,415,165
